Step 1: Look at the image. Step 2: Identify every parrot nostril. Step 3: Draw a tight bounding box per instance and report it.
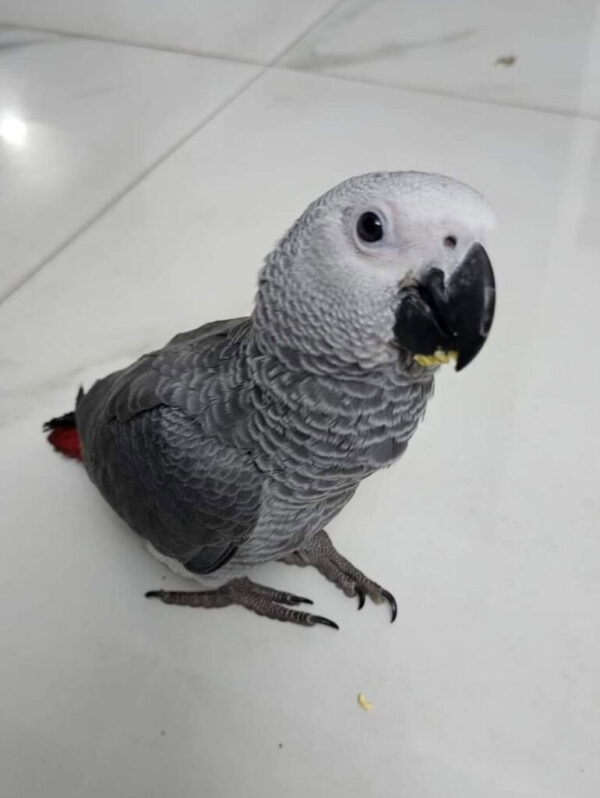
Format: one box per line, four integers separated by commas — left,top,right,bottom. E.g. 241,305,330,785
444,235,457,249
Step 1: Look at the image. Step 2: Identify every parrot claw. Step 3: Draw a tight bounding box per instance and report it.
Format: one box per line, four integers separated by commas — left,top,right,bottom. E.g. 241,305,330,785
311,615,339,630
381,589,398,623
289,595,314,606
356,587,366,610
284,530,399,625
145,577,335,629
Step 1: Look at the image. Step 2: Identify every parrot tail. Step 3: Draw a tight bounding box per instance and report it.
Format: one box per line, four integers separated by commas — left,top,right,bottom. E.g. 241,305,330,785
43,410,82,461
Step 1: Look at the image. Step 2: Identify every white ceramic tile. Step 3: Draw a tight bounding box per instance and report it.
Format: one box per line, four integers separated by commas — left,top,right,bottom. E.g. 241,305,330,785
0,27,259,300
282,0,600,117
1,68,599,797
0,0,340,62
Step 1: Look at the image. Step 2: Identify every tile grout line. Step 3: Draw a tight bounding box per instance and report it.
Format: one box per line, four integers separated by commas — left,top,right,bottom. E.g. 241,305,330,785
267,0,348,67
274,64,600,124
0,64,271,307
3,13,597,120
0,20,261,66
0,2,346,306
0,0,347,71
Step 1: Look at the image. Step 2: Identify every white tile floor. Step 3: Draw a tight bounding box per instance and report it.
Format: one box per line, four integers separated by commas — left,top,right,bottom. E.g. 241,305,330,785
0,4,598,797
0,27,258,299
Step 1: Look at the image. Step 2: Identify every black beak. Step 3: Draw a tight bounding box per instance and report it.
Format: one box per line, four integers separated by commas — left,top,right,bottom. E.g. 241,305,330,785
393,243,496,371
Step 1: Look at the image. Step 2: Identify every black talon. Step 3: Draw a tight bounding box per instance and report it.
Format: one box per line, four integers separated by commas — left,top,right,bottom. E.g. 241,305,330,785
145,590,162,599
311,615,339,630
355,587,366,610
290,595,314,606
381,589,398,623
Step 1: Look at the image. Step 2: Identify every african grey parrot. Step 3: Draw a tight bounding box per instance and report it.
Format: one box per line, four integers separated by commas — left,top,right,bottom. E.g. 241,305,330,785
45,171,496,629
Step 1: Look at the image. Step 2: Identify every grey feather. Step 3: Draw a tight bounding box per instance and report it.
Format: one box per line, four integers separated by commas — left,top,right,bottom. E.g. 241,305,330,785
77,319,261,568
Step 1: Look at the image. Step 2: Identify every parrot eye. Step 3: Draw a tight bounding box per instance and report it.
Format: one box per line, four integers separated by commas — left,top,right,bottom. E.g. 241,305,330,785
356,211,384,243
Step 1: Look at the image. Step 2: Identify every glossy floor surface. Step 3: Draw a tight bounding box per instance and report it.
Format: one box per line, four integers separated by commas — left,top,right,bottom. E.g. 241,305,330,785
1,3,598,797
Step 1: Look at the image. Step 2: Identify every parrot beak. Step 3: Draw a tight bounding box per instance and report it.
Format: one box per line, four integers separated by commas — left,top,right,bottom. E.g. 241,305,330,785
393,243,496,371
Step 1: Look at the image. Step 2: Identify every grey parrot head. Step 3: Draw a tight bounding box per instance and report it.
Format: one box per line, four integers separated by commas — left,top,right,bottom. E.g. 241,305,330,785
255,171,496,371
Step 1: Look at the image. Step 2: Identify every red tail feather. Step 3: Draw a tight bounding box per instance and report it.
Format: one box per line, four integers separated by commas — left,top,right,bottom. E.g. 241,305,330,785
44,412,82,461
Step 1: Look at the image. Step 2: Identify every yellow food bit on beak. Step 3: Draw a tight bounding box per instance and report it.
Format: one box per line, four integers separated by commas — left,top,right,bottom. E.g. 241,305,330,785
414,350,458,367
357,693,373,711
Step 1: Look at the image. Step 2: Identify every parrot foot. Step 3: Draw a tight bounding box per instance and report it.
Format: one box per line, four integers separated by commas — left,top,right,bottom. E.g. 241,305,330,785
145,577,339,629
281,530,397,623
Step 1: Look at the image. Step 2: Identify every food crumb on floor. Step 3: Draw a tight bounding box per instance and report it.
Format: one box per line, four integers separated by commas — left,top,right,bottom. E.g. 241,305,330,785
494,54,517,67
357,693,373,711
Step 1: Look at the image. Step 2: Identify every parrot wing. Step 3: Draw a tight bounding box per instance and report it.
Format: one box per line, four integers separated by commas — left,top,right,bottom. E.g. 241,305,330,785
76,317,263,571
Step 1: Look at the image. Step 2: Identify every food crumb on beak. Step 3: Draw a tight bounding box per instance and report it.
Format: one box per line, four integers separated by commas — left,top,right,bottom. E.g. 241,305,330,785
414,350,458,367
357,692,373,711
